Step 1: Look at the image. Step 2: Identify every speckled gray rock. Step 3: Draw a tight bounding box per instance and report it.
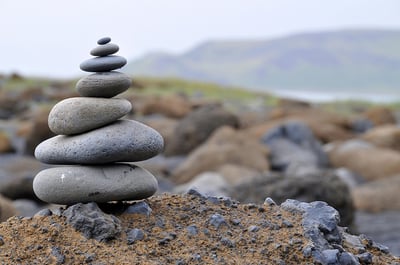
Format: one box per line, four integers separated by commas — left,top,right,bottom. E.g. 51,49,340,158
62,202,121,241
35,119,164,164
90,43,119,57
48,97,132,135
33,164,158,204
76,71,131,98
80,55,127,72
97,37,111,45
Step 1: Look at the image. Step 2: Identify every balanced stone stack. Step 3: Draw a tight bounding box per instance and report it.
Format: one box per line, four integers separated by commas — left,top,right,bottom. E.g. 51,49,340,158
33,37,164,205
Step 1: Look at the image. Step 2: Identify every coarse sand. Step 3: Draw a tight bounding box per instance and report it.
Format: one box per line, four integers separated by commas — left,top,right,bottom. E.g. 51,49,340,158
0,193,398,264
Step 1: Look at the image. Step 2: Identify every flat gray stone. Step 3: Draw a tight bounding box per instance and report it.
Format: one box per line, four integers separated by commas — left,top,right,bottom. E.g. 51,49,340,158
35,119,164,164
33,164,158,204
80,55,127,72
76,71,131,98
90,43,119,57
97,37,111,45
48,97,132,135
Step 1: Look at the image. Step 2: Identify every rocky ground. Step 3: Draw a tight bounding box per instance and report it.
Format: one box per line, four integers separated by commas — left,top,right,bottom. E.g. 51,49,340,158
0,192,398,264
1,74,400,263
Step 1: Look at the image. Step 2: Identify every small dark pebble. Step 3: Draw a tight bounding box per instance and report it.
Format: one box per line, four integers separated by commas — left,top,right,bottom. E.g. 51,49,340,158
34,208,52,217
126,228,145,245
231,219,241,226
282,220,293,228
264,197,276,206
338,252,359,265
0,236,4,246
84,253,96,263
221,237,235,248
357,252,373,264
186,225,198,236
124,201,152,216
97,37,111,45
51,246,66,265
248,225,260,232
209,213,228,229
175,259,186,265
187,188,207,199
191,254,201,261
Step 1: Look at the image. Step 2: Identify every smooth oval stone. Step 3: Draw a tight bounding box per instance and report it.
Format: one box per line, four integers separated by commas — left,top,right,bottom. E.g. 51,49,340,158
76,71,131,98
80,55,127,72
97,37,111,45
90,43,119,57
35,119,164,164
33,164,158,204
48,97,132,135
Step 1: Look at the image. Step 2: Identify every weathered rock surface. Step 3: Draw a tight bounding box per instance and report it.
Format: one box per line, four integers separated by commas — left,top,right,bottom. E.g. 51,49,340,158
48,97,132,135
35,119,164,164
76,71,131,98
90,43,119,57
33,164,158,204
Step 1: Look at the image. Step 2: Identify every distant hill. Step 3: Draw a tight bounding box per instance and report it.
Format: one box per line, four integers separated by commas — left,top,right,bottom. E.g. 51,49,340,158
125,29,400,92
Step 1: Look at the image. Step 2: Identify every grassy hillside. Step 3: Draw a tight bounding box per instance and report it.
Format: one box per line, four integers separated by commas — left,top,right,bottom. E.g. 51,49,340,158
125,29,400,92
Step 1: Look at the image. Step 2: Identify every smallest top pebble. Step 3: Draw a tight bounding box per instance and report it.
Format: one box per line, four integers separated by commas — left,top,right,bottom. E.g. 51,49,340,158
98,37,111,45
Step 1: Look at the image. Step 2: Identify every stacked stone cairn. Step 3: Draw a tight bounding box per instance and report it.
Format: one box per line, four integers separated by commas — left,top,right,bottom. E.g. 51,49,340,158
33,37,164,205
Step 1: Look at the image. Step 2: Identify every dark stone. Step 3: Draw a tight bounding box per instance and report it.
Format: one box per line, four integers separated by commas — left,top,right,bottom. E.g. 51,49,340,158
51,246,65,265
261,121,328,171
186,225,198,236
34,208,52,217
126,228,145,244
91,43,119,57
124,201,152,216
62,202,121,242
357,252,373,264
97,37,111,45
80,55,127,72
209,213,228,229
351,118,373,134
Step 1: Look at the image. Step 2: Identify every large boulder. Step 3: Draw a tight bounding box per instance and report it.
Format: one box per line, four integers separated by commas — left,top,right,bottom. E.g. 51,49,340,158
328,139,400,181
23,106,55,156
362,125,400,151
0,155,48,200
352,174,400,212
230,169,354,227
0,194,17,222
164,104,239,156
362,106,397,126
0,132,13,153
261,121,328,171
171,126,269,184
139,94,193,119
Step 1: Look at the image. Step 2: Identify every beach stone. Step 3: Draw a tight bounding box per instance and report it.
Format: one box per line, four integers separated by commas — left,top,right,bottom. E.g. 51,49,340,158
80,55,127,72
33,164,158,204
76,71,131,98
97,37,111,45
35,119,164,164
90,43,119,57
48,97,132,135
362,124,400,151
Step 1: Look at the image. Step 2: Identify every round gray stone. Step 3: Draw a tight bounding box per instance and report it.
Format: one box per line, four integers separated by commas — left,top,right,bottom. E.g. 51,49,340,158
35,119,164,164
97,37,111,45
90,43,119,57
80,55,127,72
48,97,132,135
33,164,158,204
76,71,131,98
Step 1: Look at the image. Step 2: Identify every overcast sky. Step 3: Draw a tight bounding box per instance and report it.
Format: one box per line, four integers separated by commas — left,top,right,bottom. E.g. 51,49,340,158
1,0,400,78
